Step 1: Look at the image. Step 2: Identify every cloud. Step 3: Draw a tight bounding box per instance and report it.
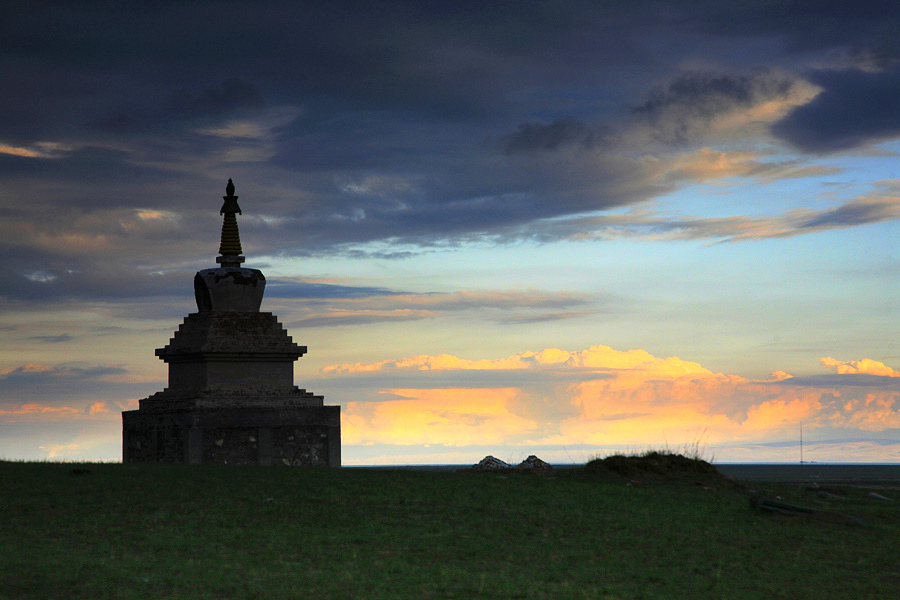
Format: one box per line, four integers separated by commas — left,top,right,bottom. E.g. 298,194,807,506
772,66,900,152
0,362,161,410
525,187,900,243
666,148,840,182
1,403,81,419
0,400,124,423
498,311,596,325
265,279,402,300
0,363,127,386
194,105,303,140
501,118,610,153
0,141,71,159
322,346,900,448
291,309,437,328
631,69,820,146
170,78,264,118
27,334,73,344
342,388,536,446
2,2,896,265
820,357,900,377
281,287,597,328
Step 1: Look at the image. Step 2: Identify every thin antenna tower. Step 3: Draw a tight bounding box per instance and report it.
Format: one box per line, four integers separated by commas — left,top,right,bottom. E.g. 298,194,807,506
800,422,804,464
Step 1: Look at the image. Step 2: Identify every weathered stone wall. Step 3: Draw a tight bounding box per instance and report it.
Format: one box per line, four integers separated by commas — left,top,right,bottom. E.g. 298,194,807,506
122,406,340,466
167,359,297,392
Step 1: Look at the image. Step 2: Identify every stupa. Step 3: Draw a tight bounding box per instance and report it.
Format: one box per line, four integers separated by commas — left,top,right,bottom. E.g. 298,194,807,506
122,179,340,466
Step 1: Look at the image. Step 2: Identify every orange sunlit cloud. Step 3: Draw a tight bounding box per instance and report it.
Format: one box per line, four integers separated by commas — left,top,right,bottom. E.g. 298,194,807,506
326,345,900,450
0,400,133,423
0,403,81,422
820,357,900,377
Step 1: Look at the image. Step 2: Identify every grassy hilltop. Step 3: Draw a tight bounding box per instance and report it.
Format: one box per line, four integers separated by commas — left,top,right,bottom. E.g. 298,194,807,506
1,456,897,599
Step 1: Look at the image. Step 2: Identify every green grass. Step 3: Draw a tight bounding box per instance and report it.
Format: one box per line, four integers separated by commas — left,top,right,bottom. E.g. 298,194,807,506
1,460,897,599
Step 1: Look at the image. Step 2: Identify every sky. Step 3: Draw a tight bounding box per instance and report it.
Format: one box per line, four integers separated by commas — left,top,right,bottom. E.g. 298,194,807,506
1,0,898,464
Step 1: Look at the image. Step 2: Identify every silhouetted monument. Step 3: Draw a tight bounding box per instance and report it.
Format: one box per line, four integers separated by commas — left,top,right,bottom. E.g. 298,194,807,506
122,180,340,466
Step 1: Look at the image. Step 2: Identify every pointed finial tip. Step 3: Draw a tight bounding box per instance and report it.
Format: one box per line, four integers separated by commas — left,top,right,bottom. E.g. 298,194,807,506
226,178,235,197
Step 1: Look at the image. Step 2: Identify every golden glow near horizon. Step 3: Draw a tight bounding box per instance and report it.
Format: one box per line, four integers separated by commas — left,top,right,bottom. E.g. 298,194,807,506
316,346,900,462
4,339,899,463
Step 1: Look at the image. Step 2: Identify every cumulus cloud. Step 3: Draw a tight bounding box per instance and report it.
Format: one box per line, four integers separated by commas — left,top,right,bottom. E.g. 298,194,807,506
820,357,900,377
321,345,900,449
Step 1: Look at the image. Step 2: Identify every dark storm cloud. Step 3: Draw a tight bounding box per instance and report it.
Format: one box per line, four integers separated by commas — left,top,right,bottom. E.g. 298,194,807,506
169,78,263,117
0,146,177,193
772,67,900,152
501,119,611,153
635,71,792,115
3,0,900,303
683,0,900,52
633,69,798,144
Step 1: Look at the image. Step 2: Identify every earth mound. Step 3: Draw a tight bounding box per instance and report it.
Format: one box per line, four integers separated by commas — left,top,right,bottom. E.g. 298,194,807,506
583,451,736,487
470,455,554,473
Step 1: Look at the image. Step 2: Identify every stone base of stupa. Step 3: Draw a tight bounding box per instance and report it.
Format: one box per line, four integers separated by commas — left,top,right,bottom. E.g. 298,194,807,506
122,398,340,466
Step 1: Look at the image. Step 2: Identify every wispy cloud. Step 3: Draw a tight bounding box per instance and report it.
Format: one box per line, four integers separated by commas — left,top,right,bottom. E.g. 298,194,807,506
282,287,598,328
526,187,900,243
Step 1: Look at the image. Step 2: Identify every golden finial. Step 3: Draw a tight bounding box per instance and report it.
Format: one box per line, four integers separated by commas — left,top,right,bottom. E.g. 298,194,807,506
217,178,245,266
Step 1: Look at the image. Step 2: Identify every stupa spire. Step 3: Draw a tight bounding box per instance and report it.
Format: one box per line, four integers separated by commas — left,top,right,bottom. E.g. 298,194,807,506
217,178,244,267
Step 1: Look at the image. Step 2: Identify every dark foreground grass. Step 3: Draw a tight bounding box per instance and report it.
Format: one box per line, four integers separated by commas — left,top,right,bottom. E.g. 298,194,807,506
1,460,897,600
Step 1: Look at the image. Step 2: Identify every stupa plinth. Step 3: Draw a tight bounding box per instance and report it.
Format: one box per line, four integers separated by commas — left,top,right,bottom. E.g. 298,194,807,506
122,180,340,466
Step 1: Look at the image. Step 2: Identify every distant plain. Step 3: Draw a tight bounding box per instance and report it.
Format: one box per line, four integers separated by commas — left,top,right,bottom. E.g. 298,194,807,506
1,459,897,599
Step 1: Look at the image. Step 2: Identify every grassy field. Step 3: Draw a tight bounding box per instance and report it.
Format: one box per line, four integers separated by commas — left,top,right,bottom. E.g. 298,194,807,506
1,458,897,599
